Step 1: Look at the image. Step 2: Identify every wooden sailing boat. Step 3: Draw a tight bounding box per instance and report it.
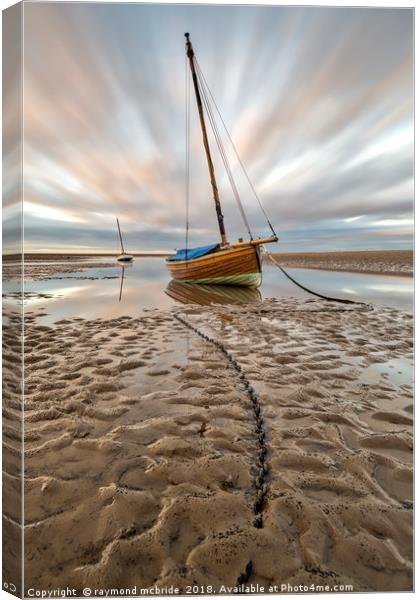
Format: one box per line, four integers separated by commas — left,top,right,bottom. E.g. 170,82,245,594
116,218,133,262
166,33,277,288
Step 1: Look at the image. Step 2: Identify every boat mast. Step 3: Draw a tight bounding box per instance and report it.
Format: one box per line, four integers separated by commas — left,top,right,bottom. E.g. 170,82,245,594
184,33,228,247
116,217,125,254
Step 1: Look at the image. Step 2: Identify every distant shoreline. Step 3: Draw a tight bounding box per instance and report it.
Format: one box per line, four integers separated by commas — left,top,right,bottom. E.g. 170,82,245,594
3,251,175,260
2,248,413,277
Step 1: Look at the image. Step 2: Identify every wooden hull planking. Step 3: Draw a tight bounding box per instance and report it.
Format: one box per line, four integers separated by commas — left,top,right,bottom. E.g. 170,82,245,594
166,244,262,288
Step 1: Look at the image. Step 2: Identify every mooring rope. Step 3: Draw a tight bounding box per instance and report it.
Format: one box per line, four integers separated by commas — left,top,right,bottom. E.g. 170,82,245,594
174,314,270,530
264,250,368,306
173,280,367,587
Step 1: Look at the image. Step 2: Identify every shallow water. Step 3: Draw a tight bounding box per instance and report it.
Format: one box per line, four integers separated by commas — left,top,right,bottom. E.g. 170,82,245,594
3,256,413,322
359,357,413,387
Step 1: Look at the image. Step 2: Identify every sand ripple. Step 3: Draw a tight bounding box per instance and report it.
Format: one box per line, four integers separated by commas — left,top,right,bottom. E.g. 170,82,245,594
2,298,412,593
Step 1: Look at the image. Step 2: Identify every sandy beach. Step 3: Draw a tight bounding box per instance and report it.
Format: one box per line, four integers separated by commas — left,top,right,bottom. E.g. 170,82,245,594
2,269,413,593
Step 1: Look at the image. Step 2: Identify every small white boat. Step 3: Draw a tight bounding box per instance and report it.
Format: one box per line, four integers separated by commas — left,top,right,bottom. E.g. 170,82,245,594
116,217,133,262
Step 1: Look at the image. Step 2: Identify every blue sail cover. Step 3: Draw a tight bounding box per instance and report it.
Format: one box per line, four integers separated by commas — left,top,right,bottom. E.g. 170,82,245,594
168,243,220,262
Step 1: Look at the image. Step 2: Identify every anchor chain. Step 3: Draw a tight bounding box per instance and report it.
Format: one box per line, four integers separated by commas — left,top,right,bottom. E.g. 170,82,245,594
174,313,270,529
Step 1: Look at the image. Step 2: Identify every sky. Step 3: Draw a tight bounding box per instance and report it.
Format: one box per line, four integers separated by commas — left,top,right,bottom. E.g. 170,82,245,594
3,2,414,253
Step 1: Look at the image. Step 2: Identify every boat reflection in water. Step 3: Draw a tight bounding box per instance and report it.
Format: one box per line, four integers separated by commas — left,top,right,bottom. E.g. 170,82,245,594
117,263,133,302
165,279,262,306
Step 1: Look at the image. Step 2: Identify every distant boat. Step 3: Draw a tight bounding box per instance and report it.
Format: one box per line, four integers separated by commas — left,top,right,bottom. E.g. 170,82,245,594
116,218,133,262
166,33,277,288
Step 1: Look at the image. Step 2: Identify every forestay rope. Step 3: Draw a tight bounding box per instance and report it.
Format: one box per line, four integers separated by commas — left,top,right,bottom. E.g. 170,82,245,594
195,59,277,239
185,49,275,240
194,59,253,240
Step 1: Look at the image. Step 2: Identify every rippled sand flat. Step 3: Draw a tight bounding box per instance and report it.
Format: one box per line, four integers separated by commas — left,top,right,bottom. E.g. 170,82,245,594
3,298,413,593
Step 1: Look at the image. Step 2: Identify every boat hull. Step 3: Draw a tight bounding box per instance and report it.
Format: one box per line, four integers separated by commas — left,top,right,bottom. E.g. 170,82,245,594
166,244,262,288
117,254,133,262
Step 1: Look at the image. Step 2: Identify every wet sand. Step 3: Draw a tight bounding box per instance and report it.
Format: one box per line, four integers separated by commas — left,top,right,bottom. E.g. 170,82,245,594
266,250,413,276
3,296,413,593
2,259,118,282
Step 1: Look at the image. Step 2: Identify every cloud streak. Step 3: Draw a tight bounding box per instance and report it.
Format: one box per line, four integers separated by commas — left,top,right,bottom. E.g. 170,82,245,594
5,3,413,252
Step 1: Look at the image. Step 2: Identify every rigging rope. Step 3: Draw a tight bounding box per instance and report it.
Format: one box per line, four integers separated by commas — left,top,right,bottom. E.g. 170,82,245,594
185,50,367,309
195,59,277,238
194,58,253,240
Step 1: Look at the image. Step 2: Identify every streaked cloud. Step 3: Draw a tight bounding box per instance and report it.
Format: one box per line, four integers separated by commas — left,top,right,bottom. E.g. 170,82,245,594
24,201,85,224
3,3,413,252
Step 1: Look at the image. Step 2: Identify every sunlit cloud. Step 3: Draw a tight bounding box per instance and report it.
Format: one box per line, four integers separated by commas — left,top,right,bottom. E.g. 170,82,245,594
24,201,85,224
344,125,413,169
344,216,364,223
373,218,414,227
